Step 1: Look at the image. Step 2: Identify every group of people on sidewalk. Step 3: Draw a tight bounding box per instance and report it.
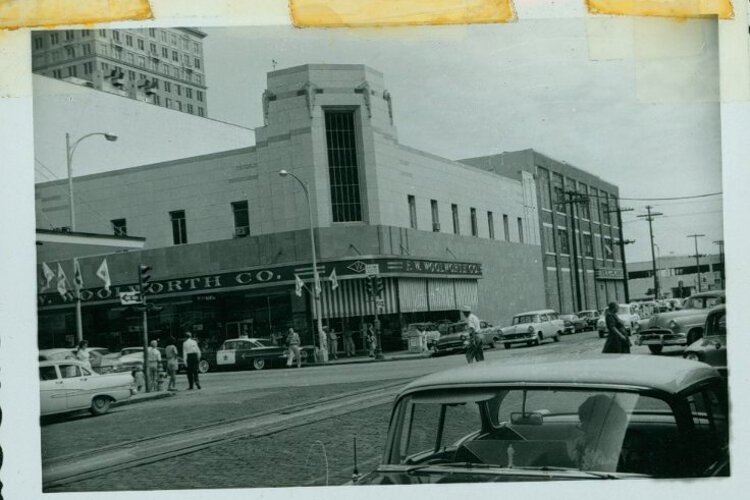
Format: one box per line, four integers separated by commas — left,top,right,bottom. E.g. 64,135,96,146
325,325,377,359
131,331,204,393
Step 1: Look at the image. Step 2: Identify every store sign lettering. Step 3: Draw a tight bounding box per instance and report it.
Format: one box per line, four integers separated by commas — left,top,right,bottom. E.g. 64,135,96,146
403,260,481,276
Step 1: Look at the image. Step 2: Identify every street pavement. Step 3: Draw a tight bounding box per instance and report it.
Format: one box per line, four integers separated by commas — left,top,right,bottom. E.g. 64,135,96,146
42,330,679,492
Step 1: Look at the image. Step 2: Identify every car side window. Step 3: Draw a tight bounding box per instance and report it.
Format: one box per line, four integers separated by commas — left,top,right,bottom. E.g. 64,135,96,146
60,364,81,379
685,386,728,471
539,314,548,322
39,366,58,381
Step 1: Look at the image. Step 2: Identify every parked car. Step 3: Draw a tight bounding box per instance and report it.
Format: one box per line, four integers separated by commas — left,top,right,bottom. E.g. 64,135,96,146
403,322,441,350
684,305,727,376
38,348,77,362
497,310,564,349
216,337,305,370
636,290,725,354
559,314,586,334
352,355,728,485
432,321,496,356
112,346,212,374
597,304,641,338
39,360,135,417
576,310,599,329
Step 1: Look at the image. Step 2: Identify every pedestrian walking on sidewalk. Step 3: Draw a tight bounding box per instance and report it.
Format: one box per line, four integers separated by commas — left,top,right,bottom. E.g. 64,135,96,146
343,329,355,357
327,327,339,360
462,305,485,364
182,331,202,389
146,340,162,392
602,302,631,354
286,328,302,368
366,324,376,357
164,337,179,391
75,340,92,372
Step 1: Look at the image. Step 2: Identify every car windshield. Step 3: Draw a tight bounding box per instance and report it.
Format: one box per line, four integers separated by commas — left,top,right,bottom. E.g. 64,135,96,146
512,315,537,325
684,296,723,310
388,388,680,476
222,340,251,350
617,306,631,315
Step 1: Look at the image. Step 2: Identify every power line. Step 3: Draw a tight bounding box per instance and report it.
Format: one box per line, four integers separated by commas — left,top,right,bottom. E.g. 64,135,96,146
620,192,722,201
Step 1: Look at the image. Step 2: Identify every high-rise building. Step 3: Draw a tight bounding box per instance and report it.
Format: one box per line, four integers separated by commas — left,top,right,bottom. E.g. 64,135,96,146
31,28,208,117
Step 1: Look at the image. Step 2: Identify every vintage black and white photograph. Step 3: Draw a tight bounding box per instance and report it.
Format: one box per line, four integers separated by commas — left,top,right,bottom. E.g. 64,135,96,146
15,4,740,496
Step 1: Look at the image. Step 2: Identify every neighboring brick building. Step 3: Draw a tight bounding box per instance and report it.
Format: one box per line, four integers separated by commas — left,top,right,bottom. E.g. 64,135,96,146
32,28,208,116
460,149,628,313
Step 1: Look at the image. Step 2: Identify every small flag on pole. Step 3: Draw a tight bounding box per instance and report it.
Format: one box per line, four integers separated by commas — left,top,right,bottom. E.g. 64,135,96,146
295,274,304,297
96,258,111,292
56,263,70,298
41,262,55,291
329,268,339,290
73,258,84,292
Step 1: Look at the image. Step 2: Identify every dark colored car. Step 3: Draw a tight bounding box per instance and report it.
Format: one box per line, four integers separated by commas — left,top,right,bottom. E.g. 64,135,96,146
559,314,586,334
576,310,599,329
432,321,494,356
353,355,729,485
215,337,308,370
684,305,727,376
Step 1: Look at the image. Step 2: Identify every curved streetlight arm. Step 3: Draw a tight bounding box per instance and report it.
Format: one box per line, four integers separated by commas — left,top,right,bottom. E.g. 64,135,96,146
68,132,117,161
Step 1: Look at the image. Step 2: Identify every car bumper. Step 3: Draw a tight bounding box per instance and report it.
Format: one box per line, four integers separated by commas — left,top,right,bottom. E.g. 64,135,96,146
499,333,536,344
434,342,467,353
636,329,687,347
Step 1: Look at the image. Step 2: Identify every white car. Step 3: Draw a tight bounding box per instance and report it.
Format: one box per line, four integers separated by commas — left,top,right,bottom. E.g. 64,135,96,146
498,309,564,349
597,304,642,338
39,360,134,417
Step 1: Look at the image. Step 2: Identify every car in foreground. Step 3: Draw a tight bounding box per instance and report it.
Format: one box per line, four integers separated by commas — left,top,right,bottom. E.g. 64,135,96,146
352,355,728,485
597,304,641,338
560,314,587,334
216,337,307,370
684,305,727,376
39,360,135,417
637,291,724,354
497,310,563,349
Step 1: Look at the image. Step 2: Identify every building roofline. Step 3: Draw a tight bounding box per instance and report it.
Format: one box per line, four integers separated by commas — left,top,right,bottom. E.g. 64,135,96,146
177,27,208,39
35,146,257,187
268,64,384,79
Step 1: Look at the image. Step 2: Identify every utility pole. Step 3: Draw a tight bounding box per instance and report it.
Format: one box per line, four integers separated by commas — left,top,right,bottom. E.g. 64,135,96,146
558,190,589,312
606,201,634,303
713,239,725,290
637,206,663,300
687,234,706,292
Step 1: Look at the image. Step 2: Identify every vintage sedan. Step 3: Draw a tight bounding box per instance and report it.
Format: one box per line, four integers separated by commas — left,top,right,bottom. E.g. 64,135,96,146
560,314,587,334
577,310,600,329
216,337,305,370
684,305,727,376
637,291,725,354
39,360,135,417
353,356,728,485
497,310,564,349
432,321,496,356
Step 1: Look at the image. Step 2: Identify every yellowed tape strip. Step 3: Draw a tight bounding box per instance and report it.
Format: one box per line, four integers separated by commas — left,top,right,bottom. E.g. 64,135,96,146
290,0,516,27
586,0,734,20
0,0,153,30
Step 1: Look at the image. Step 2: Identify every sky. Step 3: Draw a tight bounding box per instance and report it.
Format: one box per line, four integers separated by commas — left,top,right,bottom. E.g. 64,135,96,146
199,19,723,265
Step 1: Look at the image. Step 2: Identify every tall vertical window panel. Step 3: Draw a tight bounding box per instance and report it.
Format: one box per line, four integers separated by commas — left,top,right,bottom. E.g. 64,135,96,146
408,195,417,229
451,204,460,234
487,212,495,239
517,217,524,243
170,210,187,245
325,111,363,222
470,208,478,237
503,214,510,241
232,201,250,236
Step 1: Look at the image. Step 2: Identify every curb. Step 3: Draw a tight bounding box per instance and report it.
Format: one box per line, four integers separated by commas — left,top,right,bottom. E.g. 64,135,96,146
113,391,175,408
304,353,431,367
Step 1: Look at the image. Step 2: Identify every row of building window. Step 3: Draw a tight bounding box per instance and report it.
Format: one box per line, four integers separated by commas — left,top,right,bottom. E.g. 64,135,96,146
542,225,621,261
408,195,524,243
537,167,619,227
110,201,248,245
34,29,201,55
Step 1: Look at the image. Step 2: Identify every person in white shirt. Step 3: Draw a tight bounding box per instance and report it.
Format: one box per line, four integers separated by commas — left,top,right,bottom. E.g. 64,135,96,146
146,340,162,392
182,331,202,389
461,305,484,363
75,340,92,371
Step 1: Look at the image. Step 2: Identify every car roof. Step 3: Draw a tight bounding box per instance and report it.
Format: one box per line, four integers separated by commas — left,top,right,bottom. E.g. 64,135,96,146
689,290,725,298
223,337,265,342
514,310,556,316
39,359,87,367
399,355,720,396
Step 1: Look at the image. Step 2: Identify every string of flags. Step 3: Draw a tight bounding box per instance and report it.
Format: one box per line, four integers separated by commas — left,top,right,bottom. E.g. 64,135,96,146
294,268,338,297
40,258,111,300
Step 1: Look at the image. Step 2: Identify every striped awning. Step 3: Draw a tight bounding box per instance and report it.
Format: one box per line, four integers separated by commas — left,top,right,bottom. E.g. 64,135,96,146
398,278,478,314
320,277,398,319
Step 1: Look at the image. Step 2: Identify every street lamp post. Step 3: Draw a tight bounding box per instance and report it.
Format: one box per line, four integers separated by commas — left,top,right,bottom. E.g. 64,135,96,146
279,170,328,363
65,132,118,343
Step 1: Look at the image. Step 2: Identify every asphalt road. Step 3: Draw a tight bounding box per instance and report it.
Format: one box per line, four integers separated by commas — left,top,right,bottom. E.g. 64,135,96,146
42,329,675,492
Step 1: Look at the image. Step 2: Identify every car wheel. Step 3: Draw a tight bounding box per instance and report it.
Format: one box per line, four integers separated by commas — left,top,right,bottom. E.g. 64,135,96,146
252,358,266,370
553,333,561,342
685,352,701,362
648,345,663,355
504,343,511,349
487,341,495,349
90,396,111,416
198,359,210,374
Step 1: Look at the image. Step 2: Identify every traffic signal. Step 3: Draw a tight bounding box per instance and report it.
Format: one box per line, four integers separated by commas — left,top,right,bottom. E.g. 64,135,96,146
374,277,384,297
365,276,374,296
139,265,152,293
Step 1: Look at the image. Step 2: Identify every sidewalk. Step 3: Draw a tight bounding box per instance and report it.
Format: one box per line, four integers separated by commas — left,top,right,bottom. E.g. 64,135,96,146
310,349,431,367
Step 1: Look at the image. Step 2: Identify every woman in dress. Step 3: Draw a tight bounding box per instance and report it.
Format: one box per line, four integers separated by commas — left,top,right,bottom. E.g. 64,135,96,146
74,340,92,371
164,337,179,391
602,302,630,354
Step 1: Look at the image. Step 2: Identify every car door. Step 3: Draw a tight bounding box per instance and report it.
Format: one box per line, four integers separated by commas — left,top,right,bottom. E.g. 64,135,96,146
39,365,67,415
58,363,90,411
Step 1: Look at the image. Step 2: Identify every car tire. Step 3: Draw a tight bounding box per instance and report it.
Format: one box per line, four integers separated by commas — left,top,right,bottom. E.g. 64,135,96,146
553,333,561,342
533,334,541,346
252,358,266,370
90,396,112,416
648,345,663,355
198,359,210,374
504,343,511,350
